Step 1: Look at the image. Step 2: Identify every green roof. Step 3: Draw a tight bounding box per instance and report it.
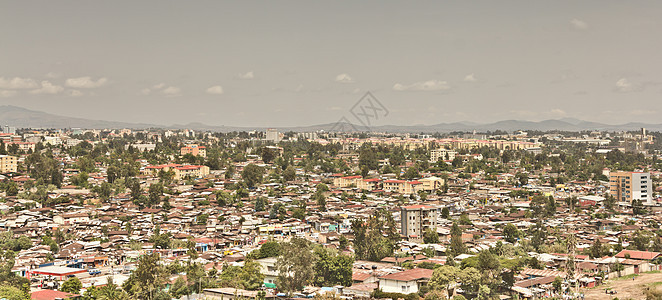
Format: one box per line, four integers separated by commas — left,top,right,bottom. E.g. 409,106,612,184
264,282,277,288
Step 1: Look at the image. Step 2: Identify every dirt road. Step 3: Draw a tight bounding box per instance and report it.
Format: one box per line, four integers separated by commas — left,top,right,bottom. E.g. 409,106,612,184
582,272,662,299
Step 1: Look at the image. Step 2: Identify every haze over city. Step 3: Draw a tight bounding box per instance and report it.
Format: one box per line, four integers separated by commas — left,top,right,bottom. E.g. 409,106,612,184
2,1,662,127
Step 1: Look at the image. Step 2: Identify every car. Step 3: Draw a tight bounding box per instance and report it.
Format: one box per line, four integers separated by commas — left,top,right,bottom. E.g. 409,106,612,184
88,269,101,275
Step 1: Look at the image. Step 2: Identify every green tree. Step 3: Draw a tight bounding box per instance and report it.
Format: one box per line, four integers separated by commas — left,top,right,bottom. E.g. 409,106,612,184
0,284,28,300
241,260,266,290
170,277,189,298
255,197,267,212
589,239,604,258
423,228,440,244
441,207,450,219
429,265,460,298
458,267,481,296
448,222,466,257
552,276,562,292
358,146,378,170
313,248,354,287
502,224,520,244
242,164,264,188
351,209,399,261
148,183,164,208
403,166,420,180
529,219,547,252
258,241,281,259
283,166,296,181
60,277,82,294
122,253,168,300
276,238,315,293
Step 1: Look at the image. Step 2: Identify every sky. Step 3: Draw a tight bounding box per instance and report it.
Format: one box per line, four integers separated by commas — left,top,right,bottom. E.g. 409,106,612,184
1,1,661,127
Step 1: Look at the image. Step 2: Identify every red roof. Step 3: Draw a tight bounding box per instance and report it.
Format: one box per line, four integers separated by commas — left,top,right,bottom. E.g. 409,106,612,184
402,205,435,210
352,271,372,281
176,165,204,170
379,268,433,281
615,250,661,260
31,290,79,300
342,175,362,179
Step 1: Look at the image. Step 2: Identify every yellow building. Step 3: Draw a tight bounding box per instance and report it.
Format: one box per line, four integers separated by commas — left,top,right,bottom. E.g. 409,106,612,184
0,155,17,173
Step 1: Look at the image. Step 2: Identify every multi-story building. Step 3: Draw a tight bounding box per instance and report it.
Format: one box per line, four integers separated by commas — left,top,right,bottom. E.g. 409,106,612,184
0,155,18,173
419,176,444,192
180,144,206,157
609,171,652,204
265,129,281,143
429,149,457,163
332,175,362,188
400,204,438,239
144,164,210,180
383,180,424,194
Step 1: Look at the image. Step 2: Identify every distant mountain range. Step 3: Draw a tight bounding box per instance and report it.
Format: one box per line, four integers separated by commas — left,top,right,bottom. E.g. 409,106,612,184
0,105,659,133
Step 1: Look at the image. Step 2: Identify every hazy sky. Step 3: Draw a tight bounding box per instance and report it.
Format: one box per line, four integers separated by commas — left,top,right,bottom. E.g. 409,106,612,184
1,1,661,127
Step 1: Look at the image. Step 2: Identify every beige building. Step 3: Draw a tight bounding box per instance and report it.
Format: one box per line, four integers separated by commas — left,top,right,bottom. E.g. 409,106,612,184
430,149,457,162
383,180,424,194
419,176,444,192
144,164,210,180
0,155,17,173
332,175,362,188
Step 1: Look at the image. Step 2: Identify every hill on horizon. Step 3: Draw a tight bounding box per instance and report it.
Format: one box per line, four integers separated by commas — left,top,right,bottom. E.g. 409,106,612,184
0,105,659,133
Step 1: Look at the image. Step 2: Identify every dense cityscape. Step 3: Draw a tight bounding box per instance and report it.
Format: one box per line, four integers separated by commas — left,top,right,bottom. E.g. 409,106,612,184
0,127,658,299
4,1,662,299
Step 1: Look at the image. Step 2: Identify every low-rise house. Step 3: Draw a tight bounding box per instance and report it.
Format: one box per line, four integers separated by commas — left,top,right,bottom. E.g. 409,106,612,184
378,268,433,294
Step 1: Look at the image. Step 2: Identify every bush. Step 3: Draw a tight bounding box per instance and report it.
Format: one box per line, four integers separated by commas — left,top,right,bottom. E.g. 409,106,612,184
372,289,420,300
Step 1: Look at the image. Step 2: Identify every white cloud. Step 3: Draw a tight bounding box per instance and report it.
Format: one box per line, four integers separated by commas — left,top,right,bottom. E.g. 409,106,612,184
0,77,39,89
65,76,108,88
206,85,224,95
30,81,64,94
141,83,170,95
335,73,355,83
571,19,588,30
237,71,254,80
162,86,182,97
67,89,83,97
550,108,567,116
615,78,641,92
463,74,477,82
0,90,17,98
46,72,61,79
393,80,451,92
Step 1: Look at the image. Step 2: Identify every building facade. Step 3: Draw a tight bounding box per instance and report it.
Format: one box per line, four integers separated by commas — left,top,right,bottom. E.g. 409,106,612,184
401,205,438,239
429,149,457,163
180,144,206,157
609,171,652,204
0,155,17,173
